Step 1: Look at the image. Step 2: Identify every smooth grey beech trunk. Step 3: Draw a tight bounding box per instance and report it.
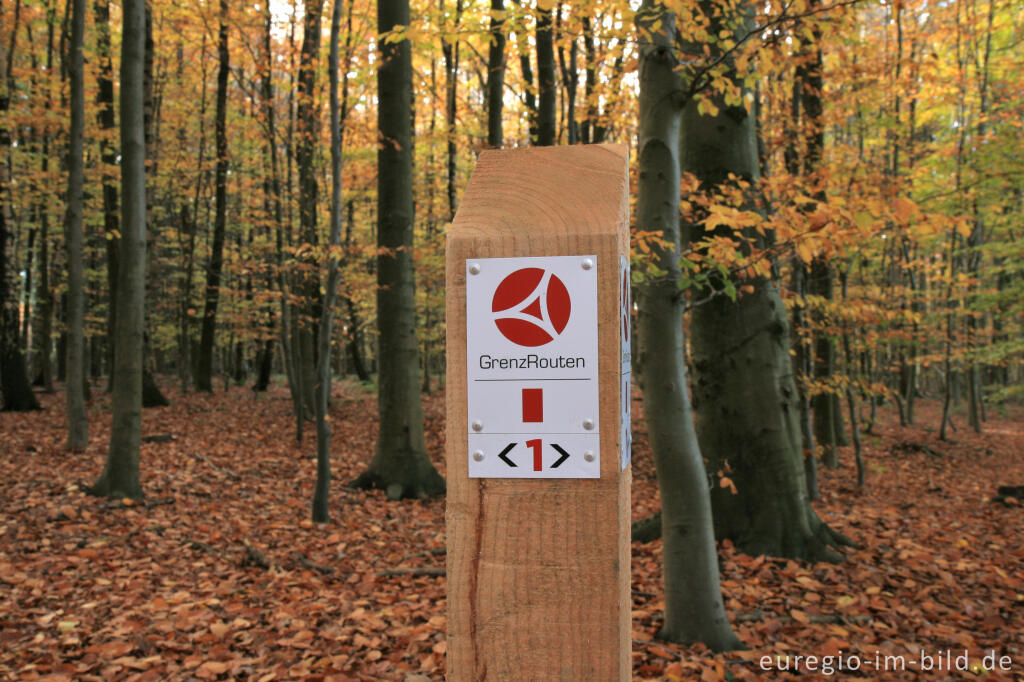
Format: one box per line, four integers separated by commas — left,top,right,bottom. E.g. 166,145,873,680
535,4,555,146
682,6,849,562
258,5,303,433
634,1,741,651
312,0,346,524
89,0,146,499
486,0,505,148
65,0,88,450
195,0,230,393
352,0,444,500
0,19,39,411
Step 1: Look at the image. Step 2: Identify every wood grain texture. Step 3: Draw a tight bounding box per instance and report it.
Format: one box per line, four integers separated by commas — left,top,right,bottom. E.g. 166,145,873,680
446,144,630,681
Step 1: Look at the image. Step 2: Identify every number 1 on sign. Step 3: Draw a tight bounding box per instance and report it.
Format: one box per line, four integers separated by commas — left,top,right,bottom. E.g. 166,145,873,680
526,438,542,471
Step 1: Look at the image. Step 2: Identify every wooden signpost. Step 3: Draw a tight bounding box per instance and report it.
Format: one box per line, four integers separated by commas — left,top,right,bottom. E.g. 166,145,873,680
446,144,631,681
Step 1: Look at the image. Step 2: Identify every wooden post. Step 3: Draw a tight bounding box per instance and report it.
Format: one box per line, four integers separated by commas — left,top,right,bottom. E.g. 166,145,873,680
446,144,631,681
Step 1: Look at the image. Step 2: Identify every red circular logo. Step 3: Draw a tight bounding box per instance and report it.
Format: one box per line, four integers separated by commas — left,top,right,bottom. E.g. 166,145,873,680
491,268,571,347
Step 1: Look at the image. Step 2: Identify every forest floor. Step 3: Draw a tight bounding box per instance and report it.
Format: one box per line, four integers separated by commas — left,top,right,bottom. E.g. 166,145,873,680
1,380,1022,681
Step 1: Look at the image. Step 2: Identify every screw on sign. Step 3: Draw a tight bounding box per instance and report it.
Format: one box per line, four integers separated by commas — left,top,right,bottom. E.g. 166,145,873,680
491,268,571,347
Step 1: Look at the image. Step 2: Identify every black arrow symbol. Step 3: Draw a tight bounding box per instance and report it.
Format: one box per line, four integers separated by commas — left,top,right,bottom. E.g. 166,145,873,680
551,444,570,468
498,442,517,467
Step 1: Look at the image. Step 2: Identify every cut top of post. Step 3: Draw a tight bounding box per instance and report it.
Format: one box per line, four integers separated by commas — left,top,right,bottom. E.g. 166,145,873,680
448,144,629,249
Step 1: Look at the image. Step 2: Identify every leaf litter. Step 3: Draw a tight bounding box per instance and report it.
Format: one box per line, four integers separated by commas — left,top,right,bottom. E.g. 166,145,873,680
1,384,1021,680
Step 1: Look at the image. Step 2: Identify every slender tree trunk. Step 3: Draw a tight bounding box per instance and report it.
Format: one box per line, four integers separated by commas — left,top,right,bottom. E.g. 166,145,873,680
257,7,300,417
965,0,993,434
0,0,40,412
513,2,537,141
295,0,325,421
939,224,957,441
796,11,840,467
343,198,370,382
581,16,597,144
791,264,819,500
839,271,864,488
89,0,147,499
20,227,34,354
441,0,462,220
33,202,53,392
535,4,555,146
810,258,838,468
345,299,369,381
65,0,88,449
556,8,578,144
634,1,740,651
30,13,56,393
486,0,505,148
900,241,918,424
313,0,348,523
352,0,444,500
195,0,230,392
94,0,119,389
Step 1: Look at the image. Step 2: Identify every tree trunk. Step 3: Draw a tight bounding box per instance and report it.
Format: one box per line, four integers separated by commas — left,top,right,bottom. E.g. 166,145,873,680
137,365,165,406
294,0,325,421
345,297,370,382
195,0,230,392
24,12,55,393
0,2,40,412
535,4,555,146
441,0,462,219
352,0,444,500
632,0,741,651
809,257,838,468
513,8,537,143
32,202,54,392
258,7,300,417
839,271,864,488
20,227,34,355
791,264,819,501
486,0,505,148
965,0,993,434
683,1,847,562
581,16,598,144
691,282,845,561
65,0,88,449
556,8,578,144
94,0,119,389
89,0,147,499
313,0,348,523
342,199,370,383
796,16,840,467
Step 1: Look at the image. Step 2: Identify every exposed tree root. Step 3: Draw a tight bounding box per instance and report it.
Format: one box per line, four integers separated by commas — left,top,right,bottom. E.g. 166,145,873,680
631,507,856,563
350,466,445,501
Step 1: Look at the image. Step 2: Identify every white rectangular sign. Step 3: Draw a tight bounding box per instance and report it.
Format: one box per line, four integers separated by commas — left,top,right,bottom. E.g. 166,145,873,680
466,255,600,478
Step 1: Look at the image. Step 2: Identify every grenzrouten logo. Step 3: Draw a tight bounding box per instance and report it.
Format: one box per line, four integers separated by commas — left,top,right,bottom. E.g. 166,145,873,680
491,268,571,347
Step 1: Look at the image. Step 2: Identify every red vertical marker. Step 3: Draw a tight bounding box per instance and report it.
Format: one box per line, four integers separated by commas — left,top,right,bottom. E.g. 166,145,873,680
522,388,543,423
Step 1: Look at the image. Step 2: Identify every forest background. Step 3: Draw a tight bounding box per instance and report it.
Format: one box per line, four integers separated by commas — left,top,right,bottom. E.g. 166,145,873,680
1,0,1023,678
